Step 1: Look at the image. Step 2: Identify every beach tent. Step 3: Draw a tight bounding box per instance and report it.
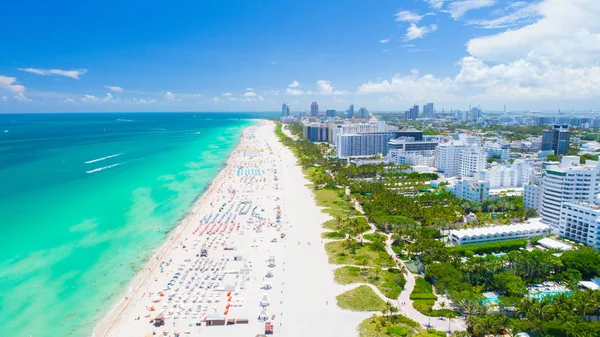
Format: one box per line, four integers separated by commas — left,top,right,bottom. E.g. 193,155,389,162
258,308,269,321
260,294,269,307
262,282,272,290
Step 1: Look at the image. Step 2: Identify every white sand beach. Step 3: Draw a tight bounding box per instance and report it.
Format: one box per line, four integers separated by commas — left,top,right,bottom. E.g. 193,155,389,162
93,121,367,337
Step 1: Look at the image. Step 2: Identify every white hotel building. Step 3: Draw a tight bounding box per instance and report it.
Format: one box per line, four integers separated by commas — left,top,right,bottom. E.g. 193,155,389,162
435,143,472,177
539,156,600,230
559,202,600,249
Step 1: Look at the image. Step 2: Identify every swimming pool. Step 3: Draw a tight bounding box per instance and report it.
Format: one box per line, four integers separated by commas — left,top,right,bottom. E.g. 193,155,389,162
529,290,572,300
482,294,500,305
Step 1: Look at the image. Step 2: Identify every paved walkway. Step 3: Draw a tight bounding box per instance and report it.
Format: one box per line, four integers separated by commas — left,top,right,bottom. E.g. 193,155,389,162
348,193,467,333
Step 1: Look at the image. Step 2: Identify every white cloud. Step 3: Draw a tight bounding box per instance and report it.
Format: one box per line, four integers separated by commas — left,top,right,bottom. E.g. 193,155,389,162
81,94,99,103
358,0,600,106
425,0,447,10
405,24,438,40
316,80,349,95
64,98,74,103
137,98,157,104
222,92,233,96
213,97,222,103
1,96,7,101
104,85,123,93
18,68,88,79
467,2,540,28
288,80,300,88
164,91,176,101
379,38,391,44
285,88,304,96
0,76,26,93
242,91,257,97
102,93,113,103
246,87,254,91
446,0,497,20
14,92,31,102
395,10,425,22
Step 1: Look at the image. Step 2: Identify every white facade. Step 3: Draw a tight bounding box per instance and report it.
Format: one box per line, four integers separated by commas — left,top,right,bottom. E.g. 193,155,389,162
540,156,600,230
435,143,471,177
449,178,490,203
480,160,533,189
559,202,600,249
523,173,543,210
387,151,435,167
460,148,485,178
484,142,511,161
450,221,551,245
336,133,398,159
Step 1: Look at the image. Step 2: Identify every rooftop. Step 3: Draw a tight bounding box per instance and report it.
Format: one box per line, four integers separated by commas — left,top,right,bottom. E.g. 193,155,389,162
537,237,572,251
450,219,549,239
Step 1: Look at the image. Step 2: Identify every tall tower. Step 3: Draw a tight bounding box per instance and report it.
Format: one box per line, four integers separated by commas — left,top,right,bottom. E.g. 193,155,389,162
311,102,319,117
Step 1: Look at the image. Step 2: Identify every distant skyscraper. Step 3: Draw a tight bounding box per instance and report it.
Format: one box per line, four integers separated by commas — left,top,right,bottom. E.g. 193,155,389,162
358,107,368,118
423,103,434,118
281,103,290,116
404,105,419,120
326,109,336,117
310,102,319,117
541,125,570,155
348,104,355,118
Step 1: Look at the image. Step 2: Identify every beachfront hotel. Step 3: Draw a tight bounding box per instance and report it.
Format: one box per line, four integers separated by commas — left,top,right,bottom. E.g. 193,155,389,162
559,201,600,249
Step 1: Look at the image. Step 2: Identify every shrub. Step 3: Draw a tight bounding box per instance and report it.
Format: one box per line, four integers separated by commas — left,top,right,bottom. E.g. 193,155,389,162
449,239,527,256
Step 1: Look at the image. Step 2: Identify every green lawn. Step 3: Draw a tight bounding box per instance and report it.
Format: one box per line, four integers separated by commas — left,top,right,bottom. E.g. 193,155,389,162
326,240,395,267
312,187,362,218
358,314,423,337
364,233,388,242
321,231,346,239
336,285,387,311
322,217,371,234
334,266,406,299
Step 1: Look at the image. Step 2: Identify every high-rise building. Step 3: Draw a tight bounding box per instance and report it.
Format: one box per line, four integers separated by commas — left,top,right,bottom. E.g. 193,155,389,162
310,102,319,117
347,104,355,118
423,103,434,118
448,178,490,203
539,156,600,230
336,132,399,159
281,103,290,116
326,109,336,117
541,125,570,155
404,105,419,120
302,123,330,142
358,107,368,118
435,143,472,177
460,148,485,178
559,202,600,249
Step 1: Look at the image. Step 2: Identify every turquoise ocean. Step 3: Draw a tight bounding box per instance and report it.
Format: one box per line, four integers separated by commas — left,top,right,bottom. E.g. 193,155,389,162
0,112,273,336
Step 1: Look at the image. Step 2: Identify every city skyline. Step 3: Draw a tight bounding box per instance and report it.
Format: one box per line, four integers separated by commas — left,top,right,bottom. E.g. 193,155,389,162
1,0,600,113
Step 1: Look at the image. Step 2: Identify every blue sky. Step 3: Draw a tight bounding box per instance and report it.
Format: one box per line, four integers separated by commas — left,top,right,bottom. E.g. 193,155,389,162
1,0,599,112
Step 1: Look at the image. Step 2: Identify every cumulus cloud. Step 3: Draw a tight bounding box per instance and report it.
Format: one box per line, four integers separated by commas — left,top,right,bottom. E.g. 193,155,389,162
213,97,222,103
379,38,391,44
136,98,157,104
0,75,26,93
14,92,31,102
316,80,349,95
222,92,233,96
405,23,438,40
246,87,254,91
64,98,74,103
446,0,497,19
164,91,176,101
104,86,123,93
288,80,300,88
425,0,447,10
242,91,257,97
395,10,425,22
18,68,88,79
356,0,600,107
285,88,304,96
81,95,99,103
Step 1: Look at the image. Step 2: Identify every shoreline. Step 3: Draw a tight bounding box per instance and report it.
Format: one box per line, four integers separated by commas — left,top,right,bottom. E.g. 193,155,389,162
92,121,256,337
